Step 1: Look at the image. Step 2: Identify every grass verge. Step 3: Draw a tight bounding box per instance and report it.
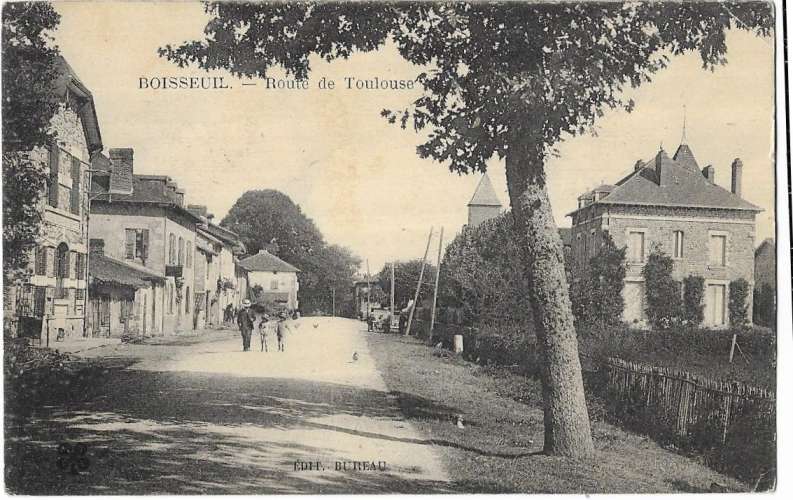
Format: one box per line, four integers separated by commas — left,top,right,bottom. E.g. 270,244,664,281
367,332,748,493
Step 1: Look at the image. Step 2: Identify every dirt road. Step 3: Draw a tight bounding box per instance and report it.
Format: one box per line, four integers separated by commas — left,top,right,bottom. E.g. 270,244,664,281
6,318,452,494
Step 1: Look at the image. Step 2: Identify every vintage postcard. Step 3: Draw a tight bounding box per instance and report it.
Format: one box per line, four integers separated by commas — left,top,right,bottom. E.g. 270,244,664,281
2,0,787,495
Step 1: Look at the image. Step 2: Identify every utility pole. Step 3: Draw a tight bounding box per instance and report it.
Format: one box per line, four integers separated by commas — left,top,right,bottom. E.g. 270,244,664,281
405,227,433,337
390,261,395,320
429,226,444,343
365,259,371,320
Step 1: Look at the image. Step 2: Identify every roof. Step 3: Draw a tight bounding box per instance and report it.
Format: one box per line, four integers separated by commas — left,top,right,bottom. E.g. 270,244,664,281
90,254,164,289
239,250,300,273
468,173,502,207
91,175,203,223
54,57,102,154
567,143,761,215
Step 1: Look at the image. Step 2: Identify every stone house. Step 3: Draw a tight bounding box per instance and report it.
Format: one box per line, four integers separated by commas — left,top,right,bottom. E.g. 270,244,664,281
239,250,300,311
86,240,164,337
10,58,103,345
187,205,247,327
89,149,202,334
567,141,761,328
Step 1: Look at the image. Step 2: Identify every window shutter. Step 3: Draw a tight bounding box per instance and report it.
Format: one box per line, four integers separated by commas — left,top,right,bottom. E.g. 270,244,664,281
62,251,71,279
70,157,81,215
141,229,150,260
125,229,136,259
48,144,60,207
35,247,45,275
46,247,55,277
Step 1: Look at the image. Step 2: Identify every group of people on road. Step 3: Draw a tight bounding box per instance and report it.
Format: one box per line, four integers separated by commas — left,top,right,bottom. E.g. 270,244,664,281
236,299,294,352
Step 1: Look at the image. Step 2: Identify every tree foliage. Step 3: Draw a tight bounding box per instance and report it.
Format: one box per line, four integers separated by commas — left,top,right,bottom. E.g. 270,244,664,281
569,234,626,331
682,275,705,328
439,212,532,328
642,248,683,330
221,189,360,315
375,259,437,311
2,2,63,278
161,1,772,175
728,278,750,330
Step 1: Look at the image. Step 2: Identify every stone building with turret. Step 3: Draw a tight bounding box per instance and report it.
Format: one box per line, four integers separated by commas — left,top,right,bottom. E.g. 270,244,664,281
567,140,761,328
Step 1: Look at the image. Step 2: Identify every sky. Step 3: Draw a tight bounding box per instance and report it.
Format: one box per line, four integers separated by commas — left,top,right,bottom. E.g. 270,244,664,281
52,1,776,273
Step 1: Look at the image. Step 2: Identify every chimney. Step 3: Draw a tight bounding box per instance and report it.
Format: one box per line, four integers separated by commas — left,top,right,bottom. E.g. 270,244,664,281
731,158,743,197
108,148,134,194
702,165,715,183
634,160,644,172
89,238,105,256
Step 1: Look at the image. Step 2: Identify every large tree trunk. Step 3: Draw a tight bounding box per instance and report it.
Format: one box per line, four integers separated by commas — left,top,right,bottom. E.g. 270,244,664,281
505,133,594,459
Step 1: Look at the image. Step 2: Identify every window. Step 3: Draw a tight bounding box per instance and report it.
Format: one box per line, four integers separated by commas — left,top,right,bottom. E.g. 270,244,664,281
709,233,727,266
673,231,684,259
46,145,84,213
76,253,87,280
627,230,646,263
271,279,279,290
55,243,69,298
125,229,150,261
34,247,47,276
186,242,192,268
169,233,176,264
178,237,184,266
706,284,727,326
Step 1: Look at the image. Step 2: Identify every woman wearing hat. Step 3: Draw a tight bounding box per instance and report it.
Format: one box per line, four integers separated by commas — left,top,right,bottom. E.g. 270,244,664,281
237,299,255,351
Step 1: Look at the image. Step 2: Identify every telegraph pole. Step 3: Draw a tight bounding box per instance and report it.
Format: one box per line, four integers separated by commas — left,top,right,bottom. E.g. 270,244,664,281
390,261,395,319
405,227,433,337
429,226,444,343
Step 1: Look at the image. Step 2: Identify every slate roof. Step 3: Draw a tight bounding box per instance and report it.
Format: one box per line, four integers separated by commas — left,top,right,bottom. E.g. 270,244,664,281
468,173,502,207
90,254,164,289
568,143,761,215
91,175,203,222
239,250,300,273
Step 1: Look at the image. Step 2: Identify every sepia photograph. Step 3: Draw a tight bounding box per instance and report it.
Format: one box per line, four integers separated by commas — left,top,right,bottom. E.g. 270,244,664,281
1,0,788,495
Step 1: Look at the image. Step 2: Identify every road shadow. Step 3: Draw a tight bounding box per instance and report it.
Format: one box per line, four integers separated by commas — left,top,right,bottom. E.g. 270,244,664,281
5,366,514,494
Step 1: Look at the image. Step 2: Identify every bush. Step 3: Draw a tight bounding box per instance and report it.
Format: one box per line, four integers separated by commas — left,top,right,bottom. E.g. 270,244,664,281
569,234,626,330
642,248,683,329
683,275,705,328
753,284,776,328
729,278,751,330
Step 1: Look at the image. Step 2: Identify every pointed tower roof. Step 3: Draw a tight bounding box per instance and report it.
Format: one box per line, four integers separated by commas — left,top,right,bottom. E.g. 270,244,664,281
468,173,501,207
673,143,700,171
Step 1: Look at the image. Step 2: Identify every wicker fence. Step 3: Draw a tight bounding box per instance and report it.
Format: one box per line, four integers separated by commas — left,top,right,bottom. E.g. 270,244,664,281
601,357,775,482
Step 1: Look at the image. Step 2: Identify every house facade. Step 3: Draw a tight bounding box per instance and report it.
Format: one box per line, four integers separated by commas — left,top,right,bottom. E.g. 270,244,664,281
89,149,201,335
187,205,247,327
568,142,761,328
86,240,164,337
240,249,300,311
10,58,103,345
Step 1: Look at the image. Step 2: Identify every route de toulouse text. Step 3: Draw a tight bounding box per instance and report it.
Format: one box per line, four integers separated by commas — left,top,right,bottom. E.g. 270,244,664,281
138,76,416,91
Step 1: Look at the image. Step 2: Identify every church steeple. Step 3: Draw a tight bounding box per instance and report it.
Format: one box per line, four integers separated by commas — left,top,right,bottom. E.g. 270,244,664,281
467,173,502,227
